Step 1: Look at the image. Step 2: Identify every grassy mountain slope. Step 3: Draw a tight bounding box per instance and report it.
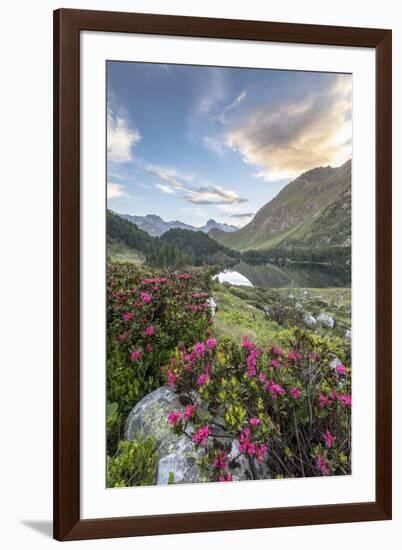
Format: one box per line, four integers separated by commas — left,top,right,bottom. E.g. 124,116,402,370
212,160,351,252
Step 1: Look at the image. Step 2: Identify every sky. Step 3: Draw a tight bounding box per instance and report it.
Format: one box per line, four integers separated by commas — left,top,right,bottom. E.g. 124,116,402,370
107,62,351,228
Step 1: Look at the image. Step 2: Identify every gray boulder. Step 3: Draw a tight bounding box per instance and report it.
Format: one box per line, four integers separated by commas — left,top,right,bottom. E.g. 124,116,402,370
207,296,217,318
345,328,352,339
302,313,317,328
157,436,204,485
125,386,203,485
317,312,335,329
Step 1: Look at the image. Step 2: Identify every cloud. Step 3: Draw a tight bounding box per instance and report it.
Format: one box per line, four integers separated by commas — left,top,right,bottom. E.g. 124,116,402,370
230,212,254,219
203,135,227,156
155,183,176,194
144,163,247,206
218,90,247,124
224,75,352,180
184,185,247,205
107,105,141,163
107,183,128,200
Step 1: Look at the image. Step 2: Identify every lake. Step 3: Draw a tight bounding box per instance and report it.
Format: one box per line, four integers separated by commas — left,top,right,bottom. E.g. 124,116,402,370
214,261,351,289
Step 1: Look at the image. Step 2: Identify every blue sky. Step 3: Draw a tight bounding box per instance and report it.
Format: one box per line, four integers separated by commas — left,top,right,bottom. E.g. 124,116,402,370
107,62,351,228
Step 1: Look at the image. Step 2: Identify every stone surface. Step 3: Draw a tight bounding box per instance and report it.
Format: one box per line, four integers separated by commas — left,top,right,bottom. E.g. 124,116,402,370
125,386,203,485
156,436,204,485
317,312,335,329
207,297,217,318
345,328,352,339
302,313,317,328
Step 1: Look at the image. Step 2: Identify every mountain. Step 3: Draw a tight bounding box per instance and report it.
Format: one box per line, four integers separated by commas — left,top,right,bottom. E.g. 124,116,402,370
107,210,239,268
210,160,351,255
115,212,237,237
202,219,238,234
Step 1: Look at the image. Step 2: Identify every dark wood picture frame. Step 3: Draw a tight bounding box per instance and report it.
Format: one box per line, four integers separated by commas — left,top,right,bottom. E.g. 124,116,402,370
54,8,392,541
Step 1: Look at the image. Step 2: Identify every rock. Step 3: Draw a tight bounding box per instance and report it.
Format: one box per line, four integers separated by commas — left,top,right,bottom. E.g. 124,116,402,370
295,302,304,312
125,386,203,485
207,297,217,318
317,312,335,329
302,313,317,328
345,328,352,339
156,436,204,485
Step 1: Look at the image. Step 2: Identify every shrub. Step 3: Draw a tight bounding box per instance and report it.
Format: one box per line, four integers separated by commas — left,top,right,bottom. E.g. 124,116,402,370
163,328,351,481
107,264,214,453
107,436,158,487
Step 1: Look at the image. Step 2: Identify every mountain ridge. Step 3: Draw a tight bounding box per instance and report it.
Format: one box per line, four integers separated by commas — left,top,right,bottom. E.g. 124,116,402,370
210,160,351,253
114,212,238,237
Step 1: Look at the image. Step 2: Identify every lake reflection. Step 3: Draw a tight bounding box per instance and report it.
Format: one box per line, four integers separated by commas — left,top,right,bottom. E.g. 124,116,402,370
216,261,351,289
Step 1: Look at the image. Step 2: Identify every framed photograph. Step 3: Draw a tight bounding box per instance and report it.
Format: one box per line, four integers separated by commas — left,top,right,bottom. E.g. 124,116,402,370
54,8,392,541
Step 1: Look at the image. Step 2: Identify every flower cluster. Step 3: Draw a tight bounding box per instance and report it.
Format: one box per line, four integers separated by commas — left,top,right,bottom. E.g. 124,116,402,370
107,265,214,424
164,328,351,481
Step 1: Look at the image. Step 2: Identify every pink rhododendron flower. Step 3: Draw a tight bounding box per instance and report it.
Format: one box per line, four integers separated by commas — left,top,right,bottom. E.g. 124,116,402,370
242,336,255,351
144,326,155,337
250,417,261,426
336,364,347,375
271,359,280,369
192,426,210,446
271,345,283,356
167,410,182,426
166,371,178,387
290,387,302,400
218,472,233,482
130,350,142,362
213,449,228,470
194,342,206,357
192,292,209,299
316,454,330,476
255,443,267,464
184,404,197,419
238,427,251,453
177,273,192,280
246,349,259,377
197,373,209,387
309,352,320,362
140,291,152,304
267,381,285,398
258,372,266,382
206,338,217,350
122,311,133,321
319,393,331,408
338,394,352,407
287,350,302,361
145,344,153,353
324,430,337,449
